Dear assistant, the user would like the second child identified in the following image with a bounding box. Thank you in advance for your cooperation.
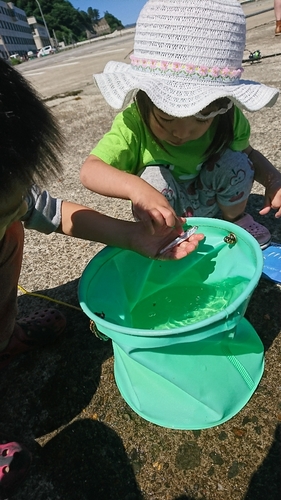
[80,0,281,249]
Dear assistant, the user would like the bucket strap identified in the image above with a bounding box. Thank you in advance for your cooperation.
[221,345,255,390]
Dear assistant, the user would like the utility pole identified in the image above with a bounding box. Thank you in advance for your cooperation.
[53,29,58,49]
[35,0,51,45]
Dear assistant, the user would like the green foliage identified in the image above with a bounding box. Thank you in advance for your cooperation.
[13,1,123,42]
[9,57,22,65]
[104,11,124,31]
[87,7,99,23]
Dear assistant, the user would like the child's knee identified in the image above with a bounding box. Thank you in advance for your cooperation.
[216,149,254,179]
[140,165,181,210]
[201,149,254,189]
[140,164,175,191]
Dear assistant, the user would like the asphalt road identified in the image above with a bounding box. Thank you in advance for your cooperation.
[17,32,135,98]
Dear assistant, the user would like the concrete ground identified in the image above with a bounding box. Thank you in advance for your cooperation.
[2,3,281,499]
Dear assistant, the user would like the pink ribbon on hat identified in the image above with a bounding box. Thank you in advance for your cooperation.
[130,55,243,83]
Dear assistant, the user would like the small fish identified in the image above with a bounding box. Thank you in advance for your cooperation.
[159,225,198,255]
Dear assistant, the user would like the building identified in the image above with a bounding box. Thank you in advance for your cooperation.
[93,18,111,36]
[0,1,37,59]
[27,16,51,51]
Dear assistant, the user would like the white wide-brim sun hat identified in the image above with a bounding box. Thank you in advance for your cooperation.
[94,0,279,118]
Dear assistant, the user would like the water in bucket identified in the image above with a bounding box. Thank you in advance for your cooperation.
[131,275,248,330]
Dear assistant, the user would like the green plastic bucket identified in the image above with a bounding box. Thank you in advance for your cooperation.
[79,218,264,429]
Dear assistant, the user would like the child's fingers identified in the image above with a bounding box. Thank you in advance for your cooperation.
[259,193,281,217]
[159,236,202,260]
[149,207,180,230]
[157,233,204,260]
[259,193,271,216]
[274,207,281,218]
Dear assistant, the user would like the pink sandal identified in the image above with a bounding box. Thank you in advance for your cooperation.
[233,213,271,249]
[0,442,32,495]
[0,308,66,370]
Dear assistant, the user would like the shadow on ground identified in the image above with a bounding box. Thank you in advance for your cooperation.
[0,279,141,499]
[247,193,281,242]
[245,193,281,351]
[244,424,281,500]
[0,279,114,438]
[41,419,144,500]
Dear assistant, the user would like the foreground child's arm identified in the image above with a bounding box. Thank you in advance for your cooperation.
[244,146,281,217]
[58,201,204,260]
[80,155,182,233]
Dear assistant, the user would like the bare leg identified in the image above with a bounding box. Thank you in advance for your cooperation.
[274,0,281,34]
[218,200,247,222]
[274,0,281,19]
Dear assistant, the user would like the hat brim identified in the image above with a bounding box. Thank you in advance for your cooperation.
[94,61,279,117]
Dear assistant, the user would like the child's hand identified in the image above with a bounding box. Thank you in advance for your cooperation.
[132,183,182,234]
[129,219,204,260]
[259,182,281,218]
[246,146,281,218]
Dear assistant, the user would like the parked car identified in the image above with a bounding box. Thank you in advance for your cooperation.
[37,45,55,57]
[27,50,36,59]
[10,53,20,60]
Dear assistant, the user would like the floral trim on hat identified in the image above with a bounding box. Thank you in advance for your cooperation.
[130,55,243,83]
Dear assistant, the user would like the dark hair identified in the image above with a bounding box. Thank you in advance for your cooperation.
[135,90,234,160]
[0,59,64,196]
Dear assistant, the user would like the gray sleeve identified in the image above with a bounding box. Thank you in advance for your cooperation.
[22,185,62,234]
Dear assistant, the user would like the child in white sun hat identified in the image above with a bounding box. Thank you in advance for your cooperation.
[80,0,281,249]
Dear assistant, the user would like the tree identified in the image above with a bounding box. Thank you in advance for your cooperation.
[13,1,122,42]
[87,7,99,24]
[104,11,124,31]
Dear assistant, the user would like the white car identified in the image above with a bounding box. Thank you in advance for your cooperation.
[37,45,55,57]
[10,53,20,60]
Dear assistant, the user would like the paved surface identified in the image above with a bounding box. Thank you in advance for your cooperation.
[3,3,281,499]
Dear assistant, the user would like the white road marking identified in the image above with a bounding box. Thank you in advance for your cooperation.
[66,48,125,61]
[48,61,80,67]
[22,71,45,76]
[23,48,125,76]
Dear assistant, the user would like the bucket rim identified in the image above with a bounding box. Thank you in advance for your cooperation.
[78,217,263,337]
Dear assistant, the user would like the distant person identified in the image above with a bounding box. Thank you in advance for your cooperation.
[274,0,281,34]
[80,0,281,250]
[0,59,203,495]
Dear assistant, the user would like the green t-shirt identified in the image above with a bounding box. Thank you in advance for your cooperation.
[91,103,250,182]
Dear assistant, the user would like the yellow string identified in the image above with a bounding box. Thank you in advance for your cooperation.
[17,284,82,311]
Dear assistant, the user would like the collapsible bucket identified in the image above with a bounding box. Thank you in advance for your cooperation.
[79,218,264,429]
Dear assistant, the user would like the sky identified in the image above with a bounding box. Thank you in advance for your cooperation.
[70,0,147,26]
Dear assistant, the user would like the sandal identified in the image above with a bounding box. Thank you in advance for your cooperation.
[0,442,32,495]
[233,213,271,250]
[0,308,66,370]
